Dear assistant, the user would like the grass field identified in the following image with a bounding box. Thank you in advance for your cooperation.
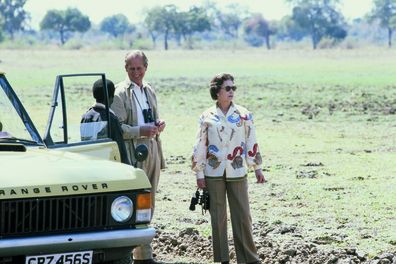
[1,48,395,261]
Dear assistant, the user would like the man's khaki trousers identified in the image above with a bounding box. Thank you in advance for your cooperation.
[133,138,160,260]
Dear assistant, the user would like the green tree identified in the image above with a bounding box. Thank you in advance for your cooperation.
[368,0,396,47]
[202,2,249,40]
[244,14,276,49]
[144,5,178,50]
[40,8,91,45]
[277,15,308,41]
[216,4,249,39]
[217,12,241,39]
[175,6,211,48]
[100,14,134,38]
[0,0,29,39]
[286,0,347,49]
[144,6,162,48]
[0,14,4,41]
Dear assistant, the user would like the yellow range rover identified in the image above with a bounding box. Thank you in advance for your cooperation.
[0,73,155,264]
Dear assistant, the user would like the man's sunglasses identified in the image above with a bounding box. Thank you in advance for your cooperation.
[223,85,237,92]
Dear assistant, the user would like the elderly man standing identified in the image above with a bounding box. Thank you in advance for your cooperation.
[111,50,165,264]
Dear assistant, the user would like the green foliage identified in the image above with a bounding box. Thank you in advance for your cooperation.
[144,6,162,48]
[40,8,91,45]
[100,14,134,38]
[186,7,211,34]
[287,0,347,49]
[131,38,153,50]
[276,15,308,41]
[213,3,248,39]
[0,0,29,39]
[175,6,211,49]
[1,1,395,50]
[369,0,396,28]
[144,5,178,50]
[145,5,211,50]
[391,15,396,29]
[369,0,396,47]
[62,38,84,50]
[347,18,386,45]
[0,14,3,42]
[0,34,40,48]
[244,14,275,49]
[217,11,242,38]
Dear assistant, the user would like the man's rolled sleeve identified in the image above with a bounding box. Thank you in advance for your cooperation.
[121,124,141,139]
[112,90,141,139]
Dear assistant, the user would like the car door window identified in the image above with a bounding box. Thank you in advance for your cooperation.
[80,121,108,141]
[0,77,35,141]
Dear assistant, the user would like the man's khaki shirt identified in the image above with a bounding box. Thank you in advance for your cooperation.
[111,78,165,168]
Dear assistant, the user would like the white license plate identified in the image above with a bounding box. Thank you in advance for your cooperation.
[25,250,93,264]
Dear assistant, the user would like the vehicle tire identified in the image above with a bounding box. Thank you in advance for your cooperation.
[104,255,132,264]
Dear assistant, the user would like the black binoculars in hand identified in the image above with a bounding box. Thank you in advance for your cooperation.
[142,108,154,123]
[189,188,210,213]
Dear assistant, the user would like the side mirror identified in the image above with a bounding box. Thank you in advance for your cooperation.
[135,144,148,162]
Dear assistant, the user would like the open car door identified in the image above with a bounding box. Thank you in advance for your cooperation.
[43,73,121,162]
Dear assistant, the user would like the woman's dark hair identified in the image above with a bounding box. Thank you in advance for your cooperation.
[209,73,234,100]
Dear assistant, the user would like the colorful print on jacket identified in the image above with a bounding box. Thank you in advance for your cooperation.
[192,103,262,180]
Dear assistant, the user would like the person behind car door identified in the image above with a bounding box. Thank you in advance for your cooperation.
[81,78,130,165]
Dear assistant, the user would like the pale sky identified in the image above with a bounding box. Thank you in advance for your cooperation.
[25,0,373,30]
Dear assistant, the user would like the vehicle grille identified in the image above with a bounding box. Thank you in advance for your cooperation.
[0,194,112,237]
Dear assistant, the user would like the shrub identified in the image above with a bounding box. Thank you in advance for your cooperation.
[131,38,153,50]
[63,39,84,50]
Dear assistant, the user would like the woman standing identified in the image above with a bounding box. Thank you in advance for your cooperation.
[192,73,265,264]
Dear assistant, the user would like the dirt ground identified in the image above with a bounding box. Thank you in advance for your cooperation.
[148,167,395,264]
[151,221,396,264]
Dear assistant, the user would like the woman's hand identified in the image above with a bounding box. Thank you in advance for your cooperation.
[197,178,206,189]
[255,169,266,184]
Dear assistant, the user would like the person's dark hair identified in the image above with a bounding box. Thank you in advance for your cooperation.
[209,73,234,100]
[92,78,115,103]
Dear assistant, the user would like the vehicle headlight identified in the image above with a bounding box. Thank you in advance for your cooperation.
[111,196,133,222]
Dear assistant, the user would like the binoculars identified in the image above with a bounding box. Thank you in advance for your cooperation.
[142,108,154,123]
[189,188,210,213]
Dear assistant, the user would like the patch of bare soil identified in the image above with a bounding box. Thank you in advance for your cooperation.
[299,98,396,119]
[151,222,396,264]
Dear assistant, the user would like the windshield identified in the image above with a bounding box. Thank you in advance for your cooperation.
[0,74,42,145]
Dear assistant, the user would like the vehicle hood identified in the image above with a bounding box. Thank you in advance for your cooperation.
[0,147,150,199]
